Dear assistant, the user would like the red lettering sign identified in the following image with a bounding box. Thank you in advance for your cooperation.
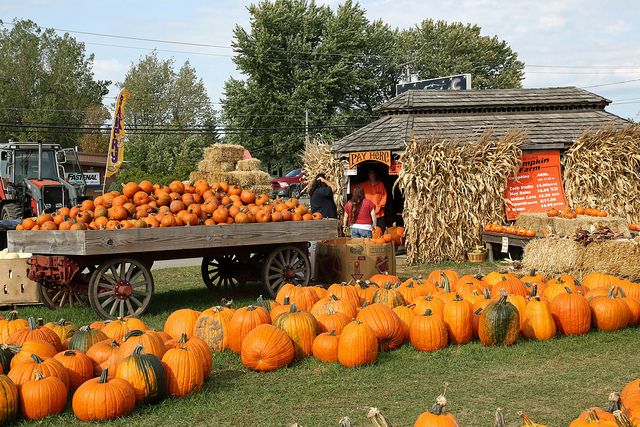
[504,150,567,220]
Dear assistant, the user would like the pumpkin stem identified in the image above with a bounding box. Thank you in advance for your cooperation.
[27,317,37,330]
[453,294,462,301]
[178,333,188,344]
[34,369,45,381]
[494,408,506,427]
[483,288,491,299]
[123,329,144,341]
[37,317,44,327]
[607,286,616,299]
[246,305,257,311]
[63,350,77,357]
[384,281,392,290]
[99,368,109,384]
[289,303,298,313]
[7,311,18,321]
[328,330,336,336]
[283,297,290,305]
[79,325,92,332]
[617,287,627,298]
[564,286,573,294]
[329,294,339,302]
[474,308,483,315]
[423,309,432,316]
[407,303,416,309]
[613,410,634,427]
[518,411,538,427]
[31,353,44,364]
[133,345,145,356]
[607,392,621,413]
[57,318,67,325]
[530,283,538,298]
[429,382,449,415]
[585,409,601,422]
[327,308,336,315]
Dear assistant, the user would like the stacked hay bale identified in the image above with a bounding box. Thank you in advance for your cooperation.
[188,144,271,194]
[396,129,524,264]
[563,125,640,224]
[301,138,345,218]
[515,212,631,238]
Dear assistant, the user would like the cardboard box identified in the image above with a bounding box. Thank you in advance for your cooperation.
[0,259,41,305]
[315,237,396,284]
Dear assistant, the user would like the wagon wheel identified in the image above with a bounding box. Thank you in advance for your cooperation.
[201,255,247,291]
[88,258,154,320]
[261,245,310,298]
[38,265,94,309]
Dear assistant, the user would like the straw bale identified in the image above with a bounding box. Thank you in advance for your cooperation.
[396,128,525,264]
[198,159,235,173]
[515,213,631,237]
[563,125,640,224]
[189,171,209,182]
[251,185,273,196]
[301,137,345,218]
[522,238,583,277]
[203,144,245,163]
[228,170,271,187]
[237,158,262,171]
[523,237,640,281]
[206,172,238,186]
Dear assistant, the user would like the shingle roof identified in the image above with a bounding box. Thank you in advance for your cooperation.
[332,109,630,152]
[376,87,610,113]
[332,87,629,153]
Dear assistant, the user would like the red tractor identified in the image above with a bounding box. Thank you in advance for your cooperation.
[0,141,86,220]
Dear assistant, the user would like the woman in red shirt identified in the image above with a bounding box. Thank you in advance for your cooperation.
[342,187,377,238]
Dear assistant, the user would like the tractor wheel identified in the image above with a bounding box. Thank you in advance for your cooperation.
[1,203,22,221]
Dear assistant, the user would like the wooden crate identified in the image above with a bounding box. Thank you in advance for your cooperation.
[0,258,41,305]
[7,219,339,256]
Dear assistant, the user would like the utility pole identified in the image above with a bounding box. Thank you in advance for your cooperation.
[305,110,310,144]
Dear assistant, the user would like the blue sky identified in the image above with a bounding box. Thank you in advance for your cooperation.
[1,0,639,120]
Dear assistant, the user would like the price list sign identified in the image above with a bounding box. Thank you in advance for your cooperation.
[504,150,567,220]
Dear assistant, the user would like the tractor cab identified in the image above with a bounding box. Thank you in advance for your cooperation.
[0,141,85,220]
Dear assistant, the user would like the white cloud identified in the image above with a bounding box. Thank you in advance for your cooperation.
[605,19,631,34]
[536,15,566,30]
[92,59,128,83]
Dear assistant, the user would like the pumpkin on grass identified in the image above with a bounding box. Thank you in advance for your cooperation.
[0,311,28,343]
[68,325,108,352]
[164,333,212,378]
[549,287,591,336]
[44,318,78,342]
[414,387,459,427]
[311,294,357,318]
[356,303,405,351]
[275,284,319,311]
[0,375,18,424]
[194,305,235,352]
[589,287,630,331]
[7,317,63,351]
[119,329,166,359]
[163,308,201,339]
[326,282,361,307]
[72,369,136,421]
[478,294,520,346]
[10,340,57,368]
[272,303,319,360]
[8,354,70,390]
[522,288,556,341]
[392,304,415,341]
[227,305,271,354]
[312,331,339,363]
[161,347,204,397]
[315,309,350,334]
[115,345,167,403]
[241,324,294,371]
[102,317,147,343]
[337,320,378,368]
[53,350,94,392]
[86,339,120,376]
[410,309,448,352]
[442,295,473,345]
[372,282,406,308]
[19,370,67,420]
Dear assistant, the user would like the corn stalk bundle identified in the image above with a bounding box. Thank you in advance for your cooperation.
[301,138,345,219]
[563,125,640,223]
[396,129,524,264]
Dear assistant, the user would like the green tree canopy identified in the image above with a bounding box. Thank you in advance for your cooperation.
[222,0,524,170]
[118,53,217,182]
[0,19,109,146]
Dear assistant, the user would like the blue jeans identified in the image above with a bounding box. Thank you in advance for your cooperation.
[350,227,372,238]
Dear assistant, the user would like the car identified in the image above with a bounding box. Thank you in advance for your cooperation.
[271,168,305,198]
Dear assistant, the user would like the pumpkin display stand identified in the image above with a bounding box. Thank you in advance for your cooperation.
[515,212,630,238]
[8,220,338,320]
[523,237,640,280]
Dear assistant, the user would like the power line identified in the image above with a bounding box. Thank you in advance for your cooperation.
[582,78,640,89]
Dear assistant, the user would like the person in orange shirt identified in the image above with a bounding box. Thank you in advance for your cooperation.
[359,169,387,231]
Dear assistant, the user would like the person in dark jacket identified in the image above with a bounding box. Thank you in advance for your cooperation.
[309,173,337,219]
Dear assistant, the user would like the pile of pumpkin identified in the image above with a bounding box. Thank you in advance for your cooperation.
[16,179,322,231]
[368,225,405,245]
[0,314,212,422]
[483,224,537,238]
[547,205,609,219]
[630,223,639,232]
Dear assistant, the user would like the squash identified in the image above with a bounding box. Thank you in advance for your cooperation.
[478,294,520,346]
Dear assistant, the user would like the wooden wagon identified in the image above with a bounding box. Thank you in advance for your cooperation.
[7,219,338,319]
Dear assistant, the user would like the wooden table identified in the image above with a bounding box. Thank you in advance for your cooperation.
[481,231,534,261]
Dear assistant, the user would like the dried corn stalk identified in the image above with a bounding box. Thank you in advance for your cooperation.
[396,128,524,264]
[563,125,640,224]
[301,137,345,219]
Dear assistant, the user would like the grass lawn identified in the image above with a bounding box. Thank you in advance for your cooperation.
[7,261,640,426]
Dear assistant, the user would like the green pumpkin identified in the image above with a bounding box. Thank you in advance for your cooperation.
[0,374,18,424]
[0,345,16,374]
[68,326,109,352]
[115,345,167,404]
[478,294,520,346]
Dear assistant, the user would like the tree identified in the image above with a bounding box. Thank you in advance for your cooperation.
[222,1,524,169]
[118,53,217,182]
[0,19,109,146]
[397,20,524,89]
[222,0,400,171]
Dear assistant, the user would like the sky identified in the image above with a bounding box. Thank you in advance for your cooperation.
[1,0,639,120]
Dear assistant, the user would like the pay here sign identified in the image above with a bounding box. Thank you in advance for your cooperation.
[504,150,568,220]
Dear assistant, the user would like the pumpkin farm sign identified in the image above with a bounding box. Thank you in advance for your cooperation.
[504,150,568,220]
[348,150,391,168]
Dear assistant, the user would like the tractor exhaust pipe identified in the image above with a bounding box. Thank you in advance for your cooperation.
[37,140,42,181]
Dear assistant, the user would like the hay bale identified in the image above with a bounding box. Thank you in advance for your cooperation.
[228,171,271,188]
[515,213,631,237]
[237,159,262,171]
[522,238,583,278]
[198,159,235,173]
[396,128,525,264]
[206,172,238,186]
[564,125,640,224]
[203,144,245,163]
[251,185,273,196]
[189,171,209,182]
